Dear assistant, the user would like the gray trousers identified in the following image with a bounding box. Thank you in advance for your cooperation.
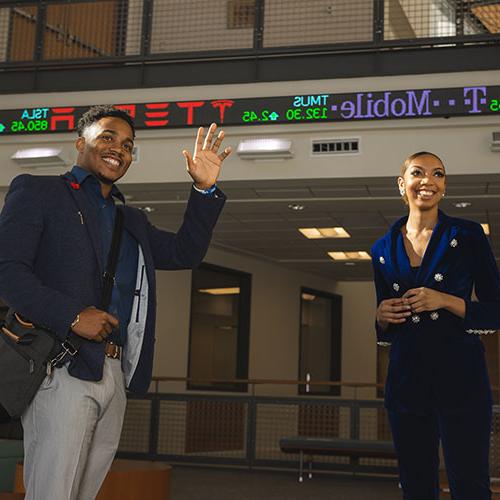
[21,358,127,500]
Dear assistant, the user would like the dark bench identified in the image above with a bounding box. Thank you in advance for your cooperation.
[279,436,397,482]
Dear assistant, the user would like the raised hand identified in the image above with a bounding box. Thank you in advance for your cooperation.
[182,123,231,190]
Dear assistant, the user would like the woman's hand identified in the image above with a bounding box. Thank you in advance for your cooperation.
[182,123,231,190]
[402,287,446,313]
[402,287,466,318]
[376,298,412,330]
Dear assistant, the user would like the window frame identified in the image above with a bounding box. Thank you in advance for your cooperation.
[298,286,342,396]
[187,262,251,393]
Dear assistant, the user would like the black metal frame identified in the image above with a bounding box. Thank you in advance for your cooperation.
[187,262,252,393]
[0,0,499,67]
[298,287,343,397]
[118,392,399,476]
[0,0,499,93]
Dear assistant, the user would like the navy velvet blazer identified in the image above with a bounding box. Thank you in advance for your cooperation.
[371,210,500,415]
[0,172,225,393]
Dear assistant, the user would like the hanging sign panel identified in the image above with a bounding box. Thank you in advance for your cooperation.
[0,85,498,136]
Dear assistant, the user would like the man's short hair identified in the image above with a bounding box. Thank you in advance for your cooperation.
[77,105,136,138]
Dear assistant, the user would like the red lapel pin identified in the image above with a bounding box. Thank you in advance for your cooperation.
[70,182,80,190]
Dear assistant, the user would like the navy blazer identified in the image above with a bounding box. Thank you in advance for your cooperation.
[0,172,225,393]
[371,210,500,415]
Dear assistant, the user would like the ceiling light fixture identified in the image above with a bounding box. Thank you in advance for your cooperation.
[299,227,351,239]
[236,138,293,160]
[328,251,371,261]
[288,203,305,211]
[11,147,66,168]
[198,287,240,295]
[301,293,316,301]
[453,201,472,208]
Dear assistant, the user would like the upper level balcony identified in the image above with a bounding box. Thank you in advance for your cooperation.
[0,0,499,93]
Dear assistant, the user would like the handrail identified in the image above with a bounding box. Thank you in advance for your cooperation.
[151,376,385,393]
[152,376,384,386]
[150,376,500,396]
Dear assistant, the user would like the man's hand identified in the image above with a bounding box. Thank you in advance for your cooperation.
[376,298,412,330]
[71,306,119,342]
[182,123,231,190]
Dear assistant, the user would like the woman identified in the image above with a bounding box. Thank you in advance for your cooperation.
[371,151,500,499]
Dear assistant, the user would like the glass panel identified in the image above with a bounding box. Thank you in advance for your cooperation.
[7,5,38,62]
[150,0,254,54]
[43,0,126,60]
[384,0,458,40]
[263,0,373,48]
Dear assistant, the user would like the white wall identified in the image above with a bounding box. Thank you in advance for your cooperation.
[0,70,499,187]
[334,281,378,399]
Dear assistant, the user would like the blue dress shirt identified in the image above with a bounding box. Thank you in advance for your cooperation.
[71,166,138,346]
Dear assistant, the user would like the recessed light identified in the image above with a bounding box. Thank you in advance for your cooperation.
[237,138,293,160]
[299,227,351,239]
[301,293,316,301]
[453,202,472,208]
[198,287,240,295]
[140,206,155,213]
[288,203,305,211]
[11,147,66,168]
[328,251,371,261]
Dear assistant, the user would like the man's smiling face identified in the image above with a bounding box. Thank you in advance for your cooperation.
[76,116,134,186]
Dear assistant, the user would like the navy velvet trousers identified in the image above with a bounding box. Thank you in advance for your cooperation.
[388,408,492,500]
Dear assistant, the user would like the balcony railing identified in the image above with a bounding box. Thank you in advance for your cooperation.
[116,377,500,478]
[0,0,498,68]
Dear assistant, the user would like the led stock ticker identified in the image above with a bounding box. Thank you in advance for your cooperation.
[0,85,498,136]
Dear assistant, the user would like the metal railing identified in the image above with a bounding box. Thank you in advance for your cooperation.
[0,0,498,68]
[116,377,500,478]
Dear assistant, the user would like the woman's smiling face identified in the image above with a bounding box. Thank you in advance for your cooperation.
[398,154,446,211]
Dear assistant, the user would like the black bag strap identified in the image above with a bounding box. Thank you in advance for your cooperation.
[50,208,125,364]
[100,208,124,311]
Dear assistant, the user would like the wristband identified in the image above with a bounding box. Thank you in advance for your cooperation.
[193,183,217,195]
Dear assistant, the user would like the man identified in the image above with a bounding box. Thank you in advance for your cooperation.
[0,105,231,499]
